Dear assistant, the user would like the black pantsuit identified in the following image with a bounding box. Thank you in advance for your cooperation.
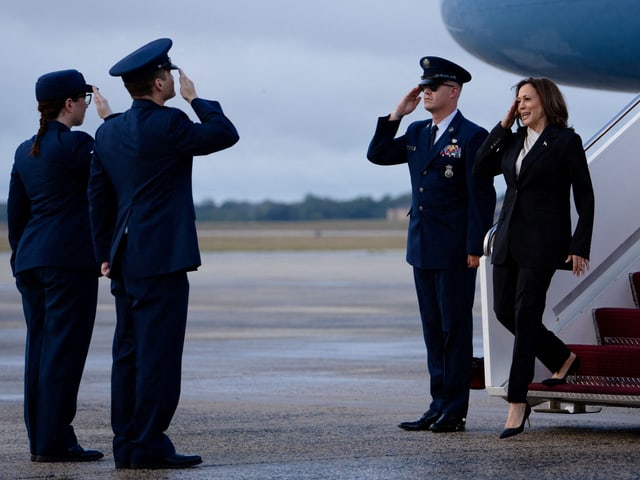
[492,254,569,402]
[474,122,594,403]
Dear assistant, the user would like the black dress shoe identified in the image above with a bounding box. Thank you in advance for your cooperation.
[33,444,104,462]
[430,414,466,433]
[542,356,581,387]
[398,410,442,431]
[499,403,531,439]
[130,453,203,470]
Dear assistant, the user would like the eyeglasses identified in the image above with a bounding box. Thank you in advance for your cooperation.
[75,93,92,105]
[420,83,457,92]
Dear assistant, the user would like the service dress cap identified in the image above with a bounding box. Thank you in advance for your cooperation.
[109,38,178,80]
[419,56,471,86]
[35,69,93,102]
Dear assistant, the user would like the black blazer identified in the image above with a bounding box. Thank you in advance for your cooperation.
[368,111,496,269]
[8,121,99,275]
[89,98,239,279]
[474,123,594,270]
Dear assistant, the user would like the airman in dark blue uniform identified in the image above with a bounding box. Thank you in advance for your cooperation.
[8,69,109,462]
[88,38,239,469]
[367,57,496,433]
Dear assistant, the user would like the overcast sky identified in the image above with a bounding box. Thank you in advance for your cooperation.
[1,0,635,204]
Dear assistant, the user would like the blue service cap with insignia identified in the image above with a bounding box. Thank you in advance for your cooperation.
[419,56,471,86]
[35,69,93,102]
[109,38,178,80]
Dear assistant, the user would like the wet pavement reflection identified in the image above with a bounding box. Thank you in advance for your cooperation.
[1,251,638,479]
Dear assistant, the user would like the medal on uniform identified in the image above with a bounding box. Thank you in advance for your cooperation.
[445,165,454,178]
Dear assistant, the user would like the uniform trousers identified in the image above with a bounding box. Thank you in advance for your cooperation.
[16,267,98,455]
[413,265,476,418]
[492,253,571,403]
[109,237,190,465]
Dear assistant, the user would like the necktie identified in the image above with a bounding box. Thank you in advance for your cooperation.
[430,125,438,148]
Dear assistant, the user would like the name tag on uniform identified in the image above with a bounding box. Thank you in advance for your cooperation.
[406,145,417,151]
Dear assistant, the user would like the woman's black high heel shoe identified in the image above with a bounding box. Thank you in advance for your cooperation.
[499,403,531,439]
[542,356,581,387]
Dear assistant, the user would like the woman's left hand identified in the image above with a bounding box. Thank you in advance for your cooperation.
[567,255,590,276]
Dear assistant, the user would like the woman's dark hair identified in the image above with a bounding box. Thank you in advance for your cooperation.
[30,98,66,157]
[515,77,569,128]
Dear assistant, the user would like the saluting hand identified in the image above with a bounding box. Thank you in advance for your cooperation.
[390,86,422,120]
[500,98,519,130]
[178,69,198,104]
[92,86,113,119]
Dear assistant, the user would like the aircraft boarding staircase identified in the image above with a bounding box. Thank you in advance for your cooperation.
[480,94,640,413]
[528,274,640,412]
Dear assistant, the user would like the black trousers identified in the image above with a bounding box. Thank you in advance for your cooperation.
[492,255,570,403]
[109,238,190,465]
[413,266,476,418]
[16,267,98,455]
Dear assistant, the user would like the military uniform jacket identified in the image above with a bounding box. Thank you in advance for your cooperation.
[473,123,594,270]
[8,121,98,275]
[367,111,496,269]
[89,98,239,279]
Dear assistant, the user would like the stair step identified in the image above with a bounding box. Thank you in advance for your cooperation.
[524,274,640,405]
[593,307,640,344]
[529,344,640,397]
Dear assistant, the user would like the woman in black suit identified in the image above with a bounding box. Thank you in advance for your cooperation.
[8,70,111,461]
[474,78,594,439]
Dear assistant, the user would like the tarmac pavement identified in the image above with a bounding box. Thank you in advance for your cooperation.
[0,250,639,480]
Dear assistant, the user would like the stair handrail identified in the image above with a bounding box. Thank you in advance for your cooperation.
[483,223,498,256]
[584,94,640,153]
